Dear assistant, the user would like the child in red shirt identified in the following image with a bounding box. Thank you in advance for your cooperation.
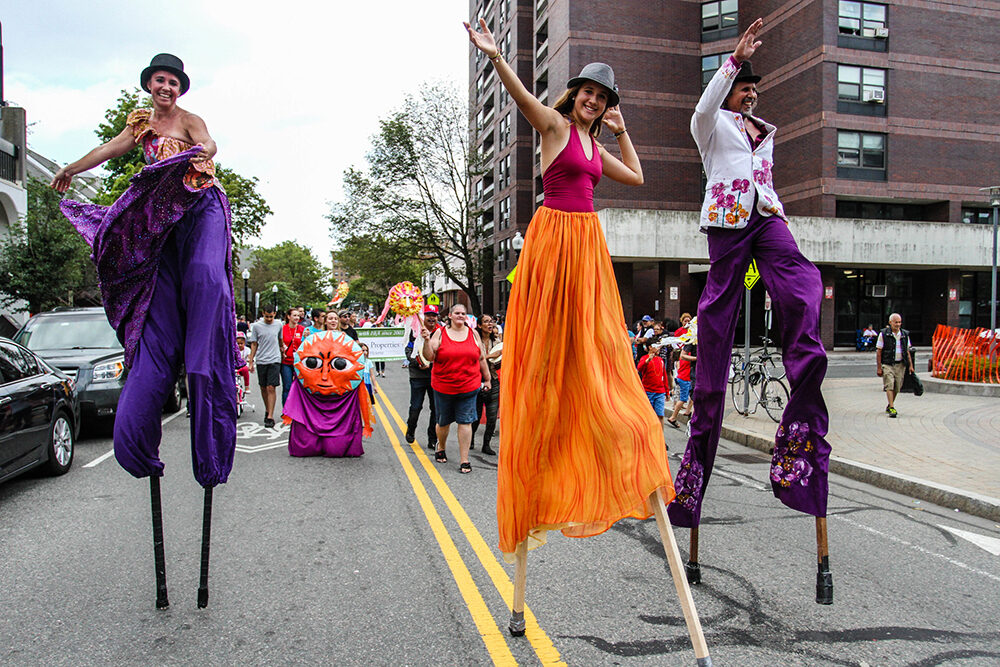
[638,342,669,428]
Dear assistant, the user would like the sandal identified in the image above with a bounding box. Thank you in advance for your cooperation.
[667,418,680,429]
[459,462,472,474]
[435,450,447,464]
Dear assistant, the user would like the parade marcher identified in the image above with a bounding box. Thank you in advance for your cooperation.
[672,19,833,603]
[236,332,251,389]
[421,303,490,473]
[471,314,500,455]
[466,20,708,657]
[307,309,326,336]
[360,343,377,405]
[405,305,442,447]
[875,313,913,418]
[338,310,359,341]
[248,304,283,428]
[52,53,237,608]
[279,308,306,406]
[281,331,374,458]
[638,340,669,430]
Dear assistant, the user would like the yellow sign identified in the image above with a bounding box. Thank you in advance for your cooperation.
[506,265,518,284]
[744,259,760,290]
[426,293,440,305]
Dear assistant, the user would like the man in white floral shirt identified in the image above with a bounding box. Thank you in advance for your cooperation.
[669,19,831,533]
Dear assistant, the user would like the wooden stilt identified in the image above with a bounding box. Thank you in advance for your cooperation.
[197,487,214,609]
[815,516,833,605]
[686,526,702,585]
[650,490,713,666]
[150,476,169,610]
[508,540,527,636]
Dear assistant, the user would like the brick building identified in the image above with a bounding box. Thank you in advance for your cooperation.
[469,0,999,347]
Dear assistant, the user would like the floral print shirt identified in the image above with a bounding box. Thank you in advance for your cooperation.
[127,109,217,191]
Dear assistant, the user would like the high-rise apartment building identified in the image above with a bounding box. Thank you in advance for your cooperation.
[469,0,999,347]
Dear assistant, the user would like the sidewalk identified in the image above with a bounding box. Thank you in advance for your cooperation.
[720,374,1000,521]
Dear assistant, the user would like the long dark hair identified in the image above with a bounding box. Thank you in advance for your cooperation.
[552,85,606,137]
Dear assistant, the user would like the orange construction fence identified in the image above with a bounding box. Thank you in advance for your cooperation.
[931,324,1000,384]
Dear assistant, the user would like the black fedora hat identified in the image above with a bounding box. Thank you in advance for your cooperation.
[567,62,620,108]
[141,53,190,95]
[733,60,761,84]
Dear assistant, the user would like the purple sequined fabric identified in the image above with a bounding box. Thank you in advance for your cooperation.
[60,146,239,369]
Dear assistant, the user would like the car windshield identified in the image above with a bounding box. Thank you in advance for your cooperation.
[17,315,122,351]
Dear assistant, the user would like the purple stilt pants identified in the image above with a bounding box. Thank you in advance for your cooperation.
[113,190,237,487]
[668,214,831,527]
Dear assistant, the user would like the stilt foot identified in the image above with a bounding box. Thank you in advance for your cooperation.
[197,587,209,609]
[696,657,714,666]
[156,589,169,610]
[815,556,833,605]
[508,610,525,636]
[685,561,702,585]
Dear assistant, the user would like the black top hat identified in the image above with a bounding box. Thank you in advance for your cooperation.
[141,53,190,95]
[733,60,761,84]
[567,62,621,108]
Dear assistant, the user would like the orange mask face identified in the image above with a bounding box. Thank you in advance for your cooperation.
[293,331,365,395]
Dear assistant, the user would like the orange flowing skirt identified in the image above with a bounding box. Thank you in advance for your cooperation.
[497,206,675,561]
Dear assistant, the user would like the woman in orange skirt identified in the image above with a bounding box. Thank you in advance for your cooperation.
[465,20,675,562]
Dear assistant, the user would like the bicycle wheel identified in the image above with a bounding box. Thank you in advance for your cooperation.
[731,375,750,415]
[761,378,790,423]
[765,355,786,380]
[729,351,743,384]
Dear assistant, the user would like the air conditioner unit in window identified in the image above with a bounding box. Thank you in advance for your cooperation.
[862,27,876,37]
[863,89,885,103]
[871,285,887,298]
[874,27,889,38]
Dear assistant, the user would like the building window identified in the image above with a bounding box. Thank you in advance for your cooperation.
[497,154,511,190]
[837,65,885,102]
[536,20,549,63]
[837,131,886,181]
[702,1,738,41]
[499,113,511,146]
[499,196,510,230]
[701,54,723,89]
[839,1,886,37]
[836,200,927,221]
[962,207,993,225]
[499,86,511,111]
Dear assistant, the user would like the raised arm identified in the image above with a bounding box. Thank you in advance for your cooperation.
[50,125,136,193]
[690,18,763,149]
[464,18,561,135]
[597,106,643,186]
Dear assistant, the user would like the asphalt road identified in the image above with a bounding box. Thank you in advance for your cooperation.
[2,367,998,666]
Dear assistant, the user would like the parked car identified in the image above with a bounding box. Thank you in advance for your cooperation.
[13,308,184,425]
[0,337,78,484]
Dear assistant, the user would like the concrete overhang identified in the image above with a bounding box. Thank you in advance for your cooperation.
[599,208,996,270]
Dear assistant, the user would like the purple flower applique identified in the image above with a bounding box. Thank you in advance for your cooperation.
[711,182,726,198]
[753,160,773,188]
[674,449,705,511]
[723,194,736,208]
[731,179,750,193]
[770,420,815,488]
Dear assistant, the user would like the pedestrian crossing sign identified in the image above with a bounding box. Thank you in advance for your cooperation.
[744,259,760,290]
[426,293,440,305]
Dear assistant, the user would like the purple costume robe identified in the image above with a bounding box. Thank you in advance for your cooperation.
[282,381,367,457]
[60,146,238,487]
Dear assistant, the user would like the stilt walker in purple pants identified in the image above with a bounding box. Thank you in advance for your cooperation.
[52,54,239,609]
[667,20,834,603]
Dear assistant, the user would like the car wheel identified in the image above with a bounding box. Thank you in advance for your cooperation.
[163,378,183,413]
[43,411,74,476]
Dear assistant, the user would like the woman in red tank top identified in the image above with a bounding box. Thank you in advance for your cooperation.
[420,303,489,473]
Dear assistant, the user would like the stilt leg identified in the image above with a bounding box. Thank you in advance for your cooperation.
[686,526,702,585]
[150,476,169,610]
[651,491,712,666]
[197,487,214,609]
[508,540,527,636]
[815,516,833,605]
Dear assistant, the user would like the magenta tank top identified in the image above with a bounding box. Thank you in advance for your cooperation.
[541,125,602,213]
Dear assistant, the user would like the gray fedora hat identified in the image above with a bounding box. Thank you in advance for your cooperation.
[566,62,620,107]
[141,53,190,95]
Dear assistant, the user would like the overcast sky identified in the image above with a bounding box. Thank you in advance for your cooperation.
[3,0,469,263]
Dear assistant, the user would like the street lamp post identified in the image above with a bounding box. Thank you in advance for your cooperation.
[271,284,279,313]
[241,269,250,321]
[980,186,999,355]
[511,230,524,261]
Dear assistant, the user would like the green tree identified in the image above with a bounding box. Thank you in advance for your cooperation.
[334,234,428,307]
[92,88,271,243]
[329,81,487,316]
[0,179,98,313]
[246,241,329,305]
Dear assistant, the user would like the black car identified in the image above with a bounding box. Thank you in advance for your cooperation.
[14,308,184,424]
[0,337,78,484]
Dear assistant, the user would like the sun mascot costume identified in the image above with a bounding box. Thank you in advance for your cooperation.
[282,330,375,457]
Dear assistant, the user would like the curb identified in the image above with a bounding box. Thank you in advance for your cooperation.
[923,375,1000,398]
[720,421,1000,523]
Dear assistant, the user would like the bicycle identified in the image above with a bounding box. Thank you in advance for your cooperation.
[729,341,790,423]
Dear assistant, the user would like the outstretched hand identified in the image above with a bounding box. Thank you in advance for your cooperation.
[190,143,212,164]
[464,18,498,57]
[602,106,625,134]
[50,167,73,193]
[734,18,763,62]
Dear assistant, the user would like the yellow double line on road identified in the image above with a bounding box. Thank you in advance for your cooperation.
[373,387,564,666]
